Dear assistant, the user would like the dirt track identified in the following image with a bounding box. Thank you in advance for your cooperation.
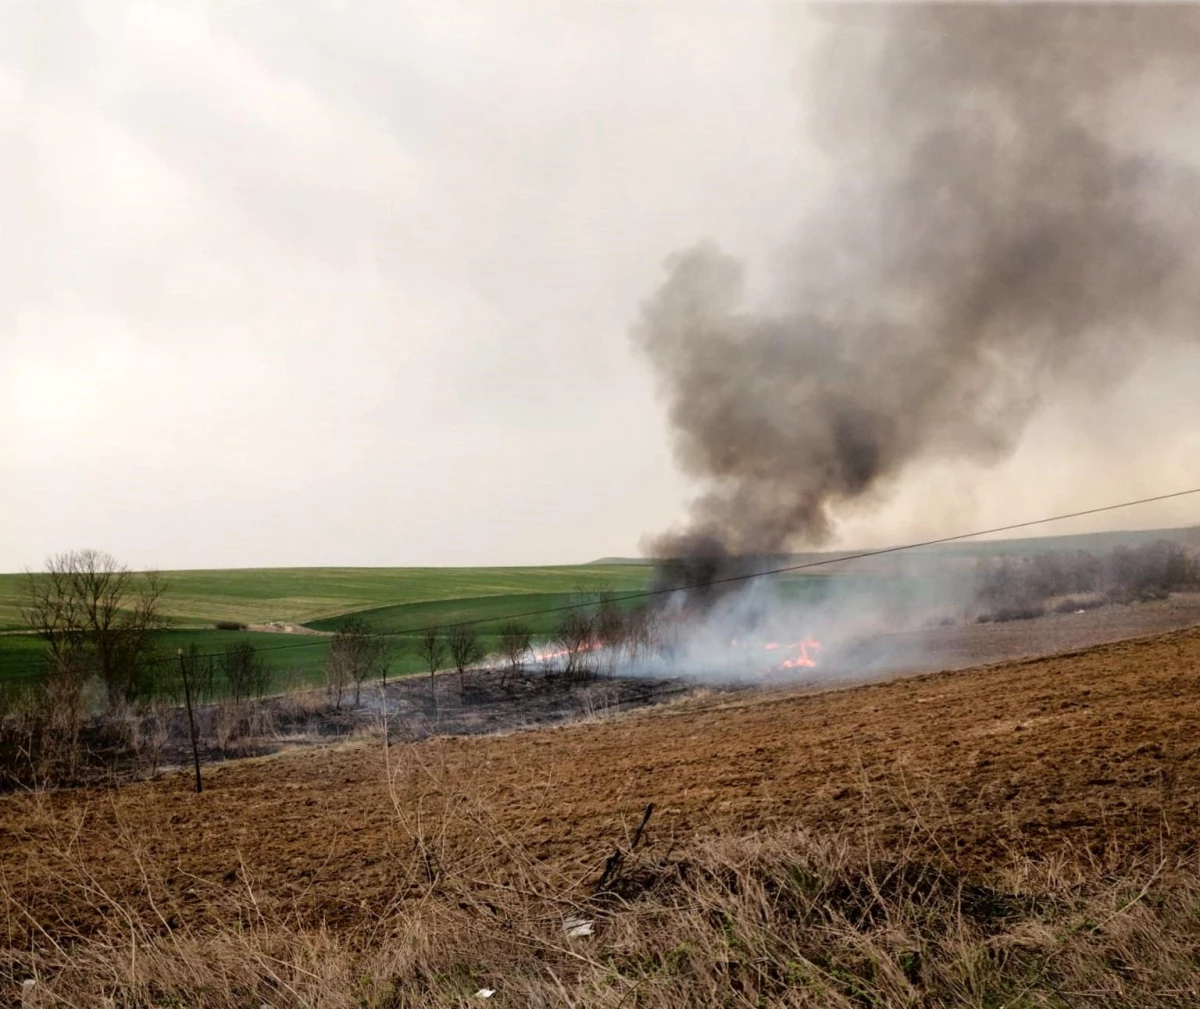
[4,620,1200,942]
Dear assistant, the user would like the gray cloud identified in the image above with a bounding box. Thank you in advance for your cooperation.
[3,4,1198,574]
[1,3,808,570]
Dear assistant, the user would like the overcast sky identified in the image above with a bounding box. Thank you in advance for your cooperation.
[3,3,1198,572]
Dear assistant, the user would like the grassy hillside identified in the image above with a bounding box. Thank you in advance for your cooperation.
[309,589,647,635]
[0,563,654,631]
[4,525,1197,691]
[0,564,655,691]
[7,526,1195,630]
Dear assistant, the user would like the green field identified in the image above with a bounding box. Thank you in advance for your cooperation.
[0,565,960,695]
[0,563,657,632]
[0,633,48,688]
[4,525,1196,695]
[0,564,654,693]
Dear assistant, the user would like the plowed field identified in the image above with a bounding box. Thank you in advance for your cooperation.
[4,625,1200,944]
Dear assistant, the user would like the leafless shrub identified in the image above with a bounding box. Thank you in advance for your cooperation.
[204,694,278,754]
[498,621,532,685]
[327,618,388,709]
[976,540,1200,621]
[271,686,328,741]
[0,687,41,786]
[1,667,101,788]
[244,702,276,741]
[137,698,173,777]
[554,609,597,679]
[324,656,350,712]
[578,683,620,722]
[38,653,90,776]
[219,642,269,706]
[325,623,359,712]
[446,622,484,691]
[621,603,658,665]
[213,695,238,753]
[595,593,627,649]
[417,624,446,694]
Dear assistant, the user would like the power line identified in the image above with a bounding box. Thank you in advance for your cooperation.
[152,483,1200,667]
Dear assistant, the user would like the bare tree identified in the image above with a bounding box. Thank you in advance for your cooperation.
[498,621,532,685]
[554,609,596,679]
[446,622,484,691]
[22,566,84,679]
[22,550,167,708]
[325,637,351,712]
[327,617,388,708]
[595,593,626,647]
[622,603,659,665]
[377,634,395,691]
[356,631,389,706]
[594,593,628,675]
[417,624,446,695]
[22,574,92,778]
[220,642,266,707]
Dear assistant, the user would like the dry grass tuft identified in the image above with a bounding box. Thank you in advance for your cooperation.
[3,737,1198,1008]
[8,627,1200,1006]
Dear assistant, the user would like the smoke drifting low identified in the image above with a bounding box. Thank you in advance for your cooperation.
[636,4,1200,563]
[976,539,1200,623]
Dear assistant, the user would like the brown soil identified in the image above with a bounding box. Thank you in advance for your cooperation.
[4,617,1200,945]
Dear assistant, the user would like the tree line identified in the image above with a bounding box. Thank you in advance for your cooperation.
[2,550,293,787]
[2,549,665,788]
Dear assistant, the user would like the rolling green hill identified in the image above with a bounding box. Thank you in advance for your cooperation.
[0,564,654,632]
[0,564,655,692]
[3,526,1196,694]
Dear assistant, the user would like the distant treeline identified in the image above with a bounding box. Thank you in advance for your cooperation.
[975,540,1200,622]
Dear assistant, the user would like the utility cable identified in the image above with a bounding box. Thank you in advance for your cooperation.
[138,483,1200,666]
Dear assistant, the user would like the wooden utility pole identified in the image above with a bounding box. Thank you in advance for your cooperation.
[177,648,203,794]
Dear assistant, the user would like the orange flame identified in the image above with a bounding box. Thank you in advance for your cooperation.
[534,640,605,663]
[727,636,824,671]
[768,637,821,670]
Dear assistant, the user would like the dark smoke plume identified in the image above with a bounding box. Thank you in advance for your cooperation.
[636,4,1200,566]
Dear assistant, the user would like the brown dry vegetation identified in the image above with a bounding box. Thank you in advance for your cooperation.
[3,626,1200,1006]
